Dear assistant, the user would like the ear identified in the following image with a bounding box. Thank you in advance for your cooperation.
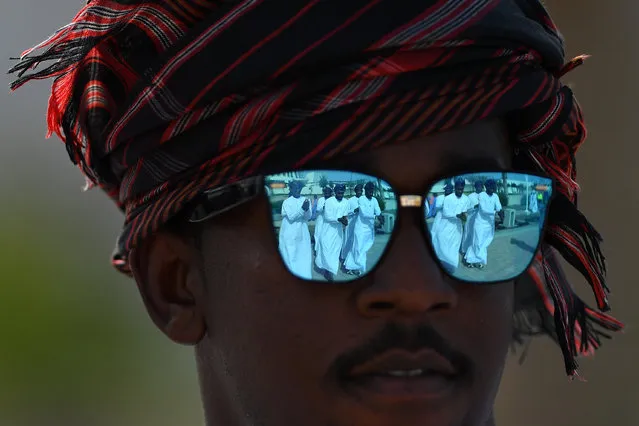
[129,231,206,345]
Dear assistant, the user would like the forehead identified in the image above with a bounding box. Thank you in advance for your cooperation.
[322,119,510,193]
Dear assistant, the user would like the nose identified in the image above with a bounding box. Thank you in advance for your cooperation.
[355,216,458,319]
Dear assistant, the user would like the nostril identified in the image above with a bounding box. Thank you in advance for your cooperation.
[369,301,395,311]
[430,302,451,312]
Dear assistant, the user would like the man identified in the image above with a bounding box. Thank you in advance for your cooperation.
[315,184,349,281]
[425,193,436,219]
[344,182,383,276]
[278,181,312,279]
[529,190,539,215]
[461,181,484,255]
[10,1,623,426]
[464,180,505,270]
[341,183,363,266]
[311,194,319,217]
[431,183,454,238]
[432,179,470,273]
[313,186,333,254]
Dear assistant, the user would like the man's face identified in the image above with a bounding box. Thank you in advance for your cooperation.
[132,119,514,426]
[364,185,374,199]
[454,182,465,198]
[475,183,483,193]
[335,188,345,201]
[486,182,495,196]
[355,186,363,197]
[323,188,332,198]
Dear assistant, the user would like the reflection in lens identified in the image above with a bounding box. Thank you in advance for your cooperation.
[266,170,395,282]
[426,173,552,283]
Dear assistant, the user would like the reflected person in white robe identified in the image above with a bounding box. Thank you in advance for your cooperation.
[313,186,333,253]
[464,179,504,269]
[431,179,469,273]
[315,184,349,281]
[278,181,312,279]
[424,198,430,221]
[425,194,436,219]
[341,184,363,263]
[344,182,382,275]
[430,184,453,236]
[460,181,484,255]
[529,191,538,214]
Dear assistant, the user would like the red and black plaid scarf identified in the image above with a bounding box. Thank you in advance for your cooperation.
[9,0,622,375]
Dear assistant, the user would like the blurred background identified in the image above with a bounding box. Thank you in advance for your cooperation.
[0,1,636,425]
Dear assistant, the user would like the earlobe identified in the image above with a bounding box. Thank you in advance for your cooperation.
[129,231,206,345]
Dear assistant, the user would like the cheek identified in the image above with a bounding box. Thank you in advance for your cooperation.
[456,282,514,351]
[200,228,341,379]
[199,236,357,423]
[453,282,514,393]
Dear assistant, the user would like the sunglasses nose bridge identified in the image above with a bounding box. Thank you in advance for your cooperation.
[399,195,424,208]
[359,211,457,315]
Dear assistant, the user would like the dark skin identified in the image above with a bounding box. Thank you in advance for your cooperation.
[323,187,333,199]
[130,119,514,426]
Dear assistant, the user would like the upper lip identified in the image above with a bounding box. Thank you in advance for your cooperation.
[346,349,458,378]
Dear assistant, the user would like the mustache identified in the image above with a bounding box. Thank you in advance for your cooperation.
[330,322,473,379]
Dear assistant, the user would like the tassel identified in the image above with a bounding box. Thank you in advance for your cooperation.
[512,245,623,376]
[539,245,622,376]
[545,193,609,310]
[554,54,591,79]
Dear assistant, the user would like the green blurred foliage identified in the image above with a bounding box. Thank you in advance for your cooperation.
[0,199,202,426]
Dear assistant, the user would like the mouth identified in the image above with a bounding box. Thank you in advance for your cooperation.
[339,349,460,403]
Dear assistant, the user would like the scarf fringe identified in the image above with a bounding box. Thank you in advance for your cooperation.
[7,3,121,188]
[8,0,108,91]
[545,192,609,310]
[513,286,623,375]
[9,34,99,146]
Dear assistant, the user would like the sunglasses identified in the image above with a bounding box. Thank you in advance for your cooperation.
[187,169,553,284]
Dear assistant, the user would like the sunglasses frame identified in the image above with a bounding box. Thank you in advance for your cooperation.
[186,167,555,285]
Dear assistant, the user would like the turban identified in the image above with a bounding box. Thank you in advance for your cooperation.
[9,0,622,375]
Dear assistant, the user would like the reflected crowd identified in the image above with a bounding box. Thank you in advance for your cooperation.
[273,171,551,283]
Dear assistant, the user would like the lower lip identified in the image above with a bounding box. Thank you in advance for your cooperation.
[342,373,457,403]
